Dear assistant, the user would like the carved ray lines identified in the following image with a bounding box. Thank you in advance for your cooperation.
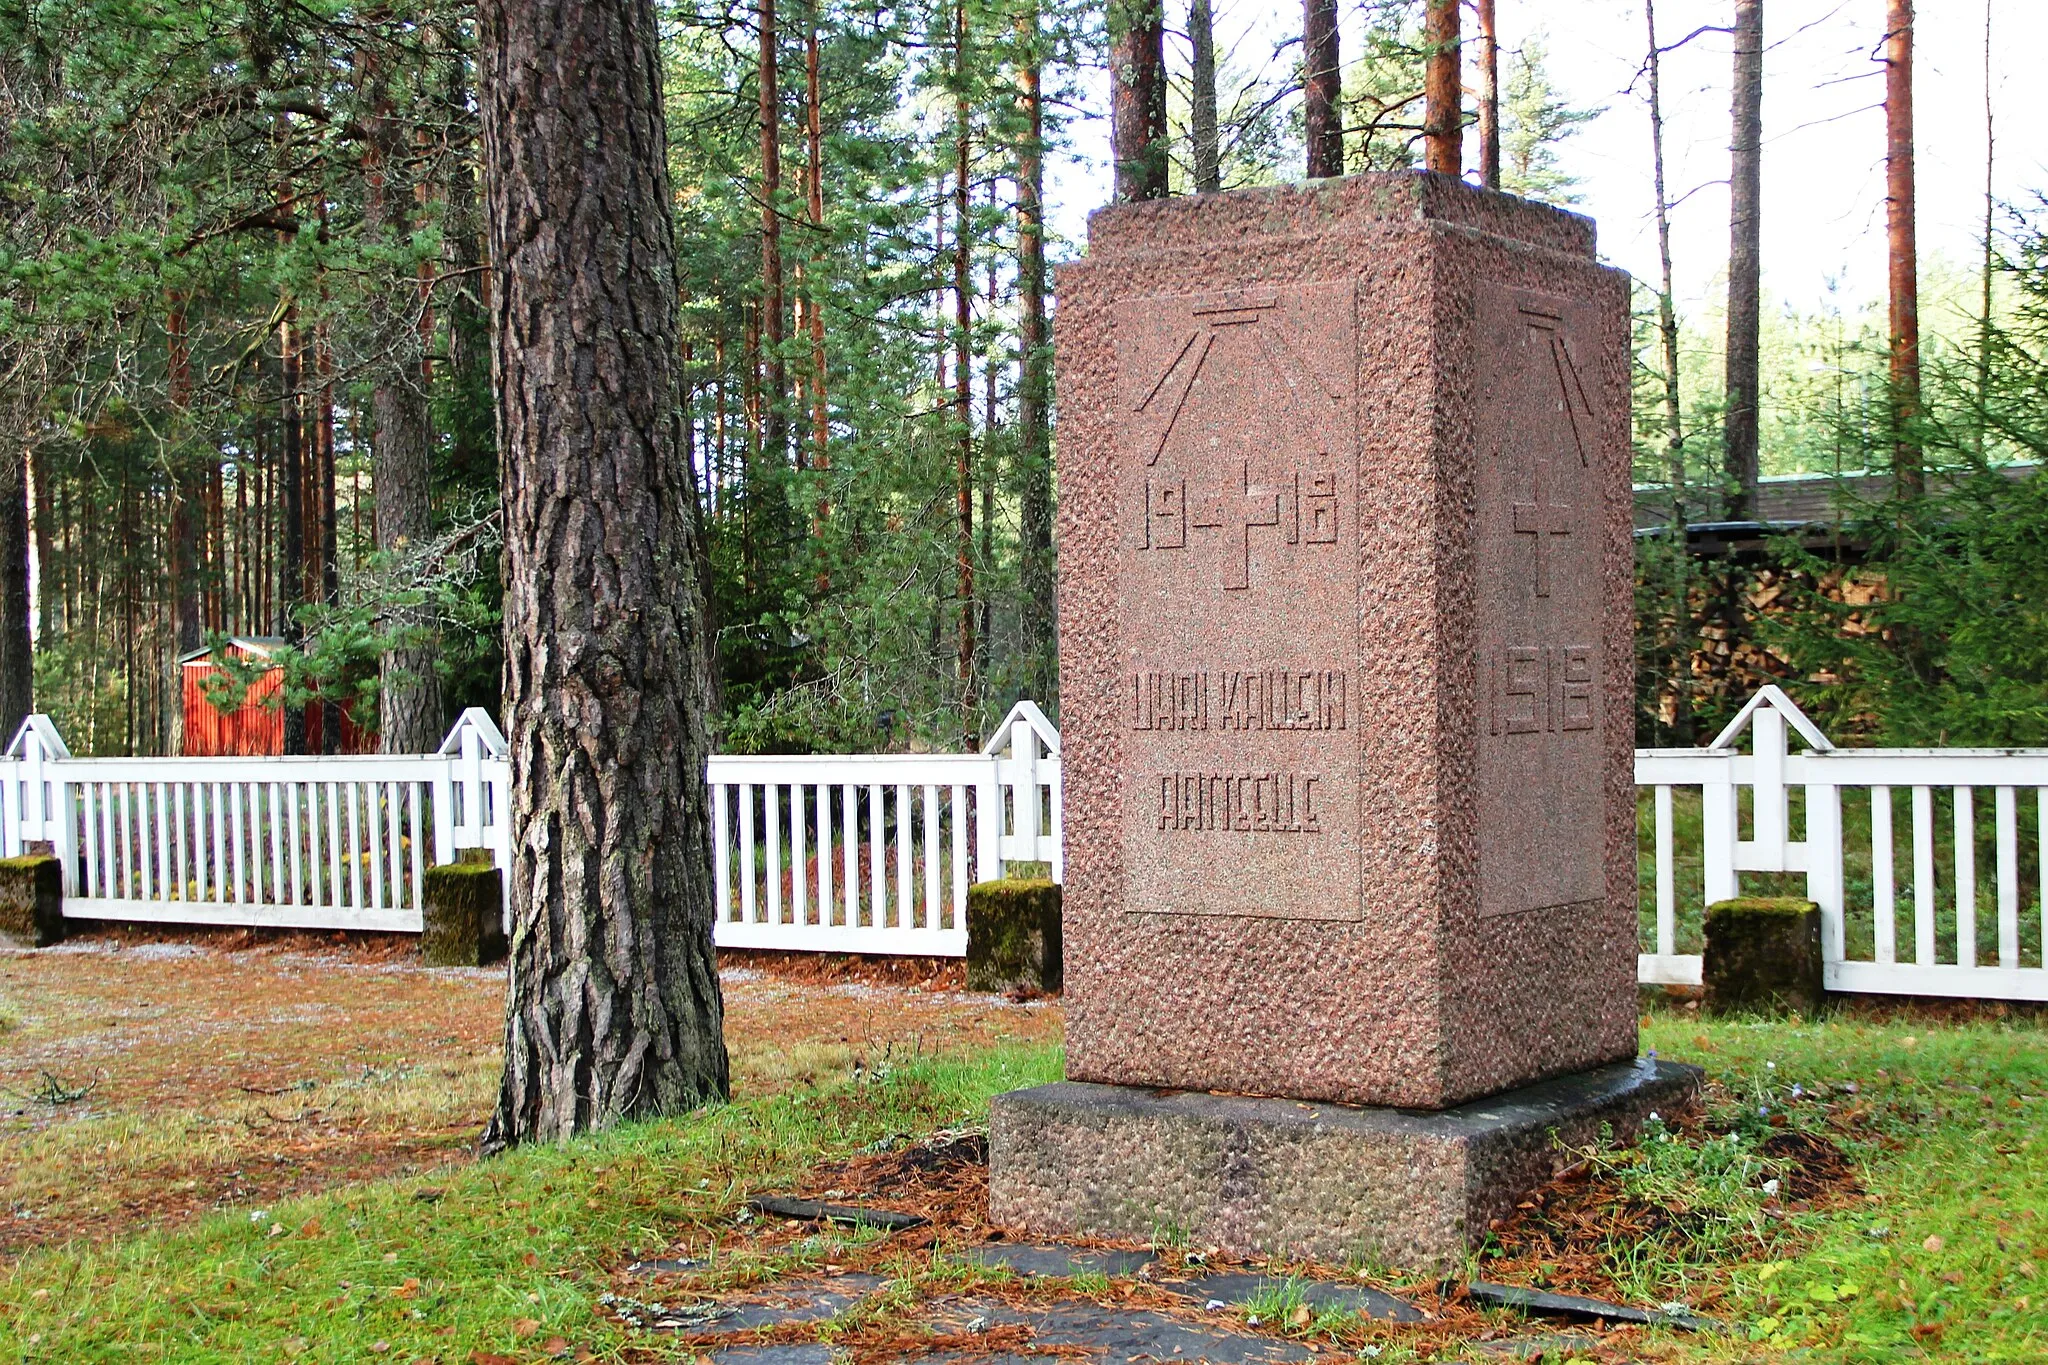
[1519,303,1594,468]
[1132,293,1345,466]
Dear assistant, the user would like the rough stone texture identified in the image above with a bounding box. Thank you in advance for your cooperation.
[966,878,1063,994]
[989,1059,1701,1271]
[421,850,507,968]
[0,854,63,948]
[1052,172,1637,1110]
[1704,897,1823,1015]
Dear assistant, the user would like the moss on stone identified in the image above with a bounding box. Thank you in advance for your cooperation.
[967,877,1062,995]
[421,858,507,968]
[1703,896,1823,1016]
[0,853,63,948]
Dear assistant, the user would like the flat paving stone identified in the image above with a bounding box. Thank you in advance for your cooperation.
[923,1295,1314,1363]
[958,1242,1158,1278]
[1156,1270,1426,1323]
[708,1348,843,1365]
[715,1274,883,1331]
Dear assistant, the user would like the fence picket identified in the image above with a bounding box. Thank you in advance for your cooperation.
[1956,787,1977,970]
[766,782,782,926]
[1996,786,2019,968]
[1913,785,1936,965]
[1872,787,1895,965]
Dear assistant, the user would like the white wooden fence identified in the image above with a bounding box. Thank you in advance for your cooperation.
[1637,686,2048,1001]
[0,710,510,934]
[6,687,2045,1002]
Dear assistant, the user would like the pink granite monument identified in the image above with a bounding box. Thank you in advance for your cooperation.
[989,172,1698,1269]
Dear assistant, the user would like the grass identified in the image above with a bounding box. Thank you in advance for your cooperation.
[0,1043,1061,1361]
[0,977,2040,1361]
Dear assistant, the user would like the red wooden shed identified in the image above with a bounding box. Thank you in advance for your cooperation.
[179,638,371,755]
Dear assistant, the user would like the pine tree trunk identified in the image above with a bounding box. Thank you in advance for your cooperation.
[168,297,205,658]
[1723,0,1762,520]
[365,50,443,754]
[1188,0,1218,192]
[803,14,829,473]
[758,0,789,469]
[1109,0,1167,201]
[1477,0,1500,189]
[477,0,728,1150]
[1015,4,1054,700]
[1885,0,1920,497]
[1423,0,1461,175]
[1303,0,1341,179]
[1646,0,1692,744]
[953,0,977,748]
[278,310,307,754]
[0,438,32,741]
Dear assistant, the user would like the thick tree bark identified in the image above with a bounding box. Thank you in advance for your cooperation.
[1476,0,1500,189]
[1423,0,1460,176]
[1016,2,1054,700]
[1724,0,1763,520]
[364,51,443,754]
[1188,0,1219,193]
[758,0,789,469]
[1303,0,1341,179]
[477,0,728,1150]
[953,0,977,748]
[1885,0,1920,496]
[1976,0,1993,453]
[1109,0,1167,201]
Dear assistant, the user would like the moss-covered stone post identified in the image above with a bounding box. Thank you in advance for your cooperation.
[422,848,507,967]
[0,853,63,948]
[966,877,1062,994]
[1703,896,1823,1014]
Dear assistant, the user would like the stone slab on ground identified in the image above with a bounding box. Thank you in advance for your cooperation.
[708,1347,842,1365]
[1157,1270,1424,1323]
[959,1242,1157,1278]
[991,1058,1703,1269]
[923,1296,1315,1363]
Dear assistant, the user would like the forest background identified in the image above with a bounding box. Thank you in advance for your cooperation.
[0,0,2042,760]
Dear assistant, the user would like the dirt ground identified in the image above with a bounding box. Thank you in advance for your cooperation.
[0,928,1060,1258]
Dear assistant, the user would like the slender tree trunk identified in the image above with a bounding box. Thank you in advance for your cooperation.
[953,0,977,747]
[168,297,205,659]
[29,447,52,642]
[317,318,342,752]
[758,0,789,469]
[0,436,31,741]
[1885,0,1920,497]
[1723,0,1763,520]
[1646,0,1692,744]
[1646,0,1685,515]
[278,311,307,754]
[1016,2,1054,700]
[1303,0,1341,179]
[477,0,729,1151]
[1109,0,1167,201]
[1976,0,1993,456]
[1476,0,1500,189]
[1188,0,1219,192]
[364,50,442,753]
[803,13,830,471]
[1423,0,1460,175]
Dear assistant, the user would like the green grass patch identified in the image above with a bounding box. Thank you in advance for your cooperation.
[0,1043,1061,1362]
[0,1008,2043,1363]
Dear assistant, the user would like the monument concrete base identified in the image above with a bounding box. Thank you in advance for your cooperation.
[989,1058,1702,1272]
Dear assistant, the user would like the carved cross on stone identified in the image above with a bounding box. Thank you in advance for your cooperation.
[1511,453,1572,598]
[1192,460,1290,591]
